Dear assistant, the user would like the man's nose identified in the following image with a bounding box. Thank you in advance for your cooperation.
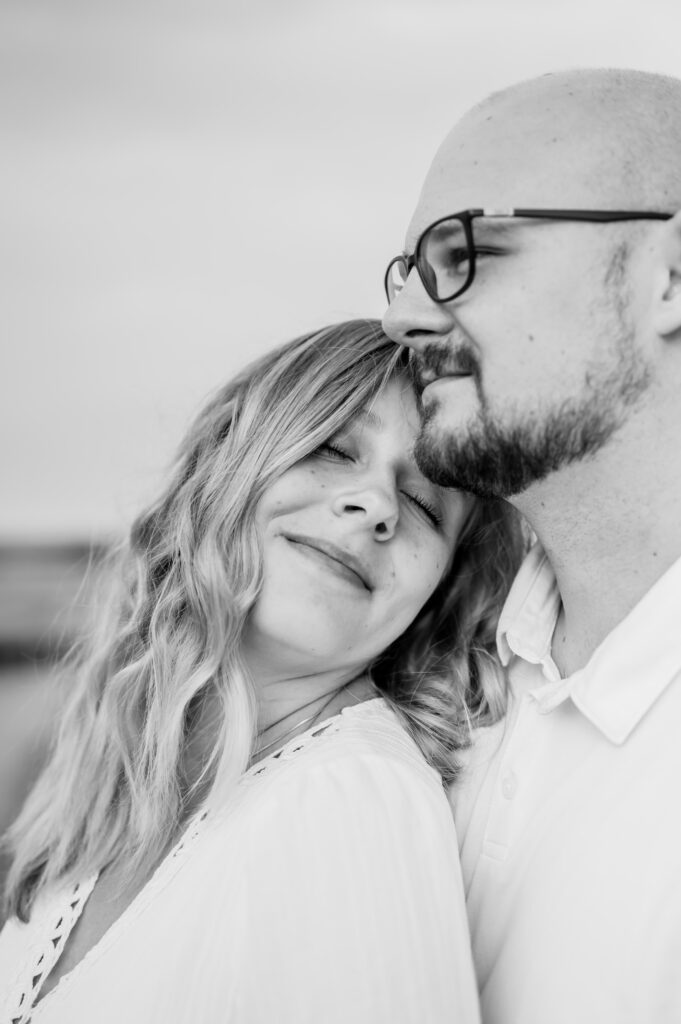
[381,268,455,350]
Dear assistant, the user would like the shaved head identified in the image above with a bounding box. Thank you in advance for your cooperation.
[413,69,681,239]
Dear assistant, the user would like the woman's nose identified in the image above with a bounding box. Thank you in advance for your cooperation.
[331,483,399,539]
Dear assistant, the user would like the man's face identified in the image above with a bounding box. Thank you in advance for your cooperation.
[382,108,654,498]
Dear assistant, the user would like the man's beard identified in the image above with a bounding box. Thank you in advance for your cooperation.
[413,335,652,500]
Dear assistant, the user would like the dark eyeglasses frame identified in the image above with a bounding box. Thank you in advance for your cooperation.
[384,207,674,304]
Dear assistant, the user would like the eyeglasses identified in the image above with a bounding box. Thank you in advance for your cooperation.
[384,208,674,304]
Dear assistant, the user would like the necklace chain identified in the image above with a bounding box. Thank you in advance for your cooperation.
[252,710,323,758]
[258,687,332,737]
[252,679,363,761]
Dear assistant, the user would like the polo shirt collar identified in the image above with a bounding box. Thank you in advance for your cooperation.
[498,543,681,745]
[496,543,561,672]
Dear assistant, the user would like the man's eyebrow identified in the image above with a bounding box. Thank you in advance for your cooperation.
[404,216,517,253]
[472,219,517,238]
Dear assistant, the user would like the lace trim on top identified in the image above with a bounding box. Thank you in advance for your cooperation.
[6,700,384,1023]
[6,877,96,1024]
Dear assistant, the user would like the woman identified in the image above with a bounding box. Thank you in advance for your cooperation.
[0,320,522,1023]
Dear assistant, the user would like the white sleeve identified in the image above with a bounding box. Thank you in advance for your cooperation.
[239,751,481,1024]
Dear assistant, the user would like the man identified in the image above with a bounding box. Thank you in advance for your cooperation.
[382,69,681,1023]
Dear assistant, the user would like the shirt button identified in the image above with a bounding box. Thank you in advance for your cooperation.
[501,770,518,799]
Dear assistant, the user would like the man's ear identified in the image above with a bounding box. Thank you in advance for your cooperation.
[653,210,681,337]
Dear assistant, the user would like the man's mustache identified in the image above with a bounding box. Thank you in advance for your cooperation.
[411,342,481,392]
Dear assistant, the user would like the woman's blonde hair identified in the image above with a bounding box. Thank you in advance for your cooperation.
[4,319,524,921]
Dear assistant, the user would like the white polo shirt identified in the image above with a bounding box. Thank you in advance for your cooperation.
[452,543,681,1024]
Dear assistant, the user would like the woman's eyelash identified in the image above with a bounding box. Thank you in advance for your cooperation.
[315,441,351,460]
[404,492,443,528]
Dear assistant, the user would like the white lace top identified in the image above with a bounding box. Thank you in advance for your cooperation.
[0,699,480,1024]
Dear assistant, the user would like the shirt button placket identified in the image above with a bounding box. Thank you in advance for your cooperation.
[480,696,531,860]
[501,769,518,800]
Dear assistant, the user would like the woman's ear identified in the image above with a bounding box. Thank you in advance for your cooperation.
[653,210,681,338]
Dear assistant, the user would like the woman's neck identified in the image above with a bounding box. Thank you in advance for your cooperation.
[254,662,370,723]
[250,673,375,765]
[184,661,377,786]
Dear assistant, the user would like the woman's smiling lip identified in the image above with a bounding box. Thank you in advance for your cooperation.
[282,532,373,591]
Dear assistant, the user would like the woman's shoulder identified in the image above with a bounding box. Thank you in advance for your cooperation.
[248,697,440,790]
[218,697,451,841]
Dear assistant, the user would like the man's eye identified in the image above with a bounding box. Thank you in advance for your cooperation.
[446,247,471,271]
[446,246,498,270]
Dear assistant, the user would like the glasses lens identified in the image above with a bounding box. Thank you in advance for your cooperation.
[385,256,408,302]
[418,217,472,301]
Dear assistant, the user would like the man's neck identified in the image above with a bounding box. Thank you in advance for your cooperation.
[513,442,681,677]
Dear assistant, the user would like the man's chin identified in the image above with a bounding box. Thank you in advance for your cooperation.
[413,419,482,492]
[413,415,530,499]
[414,400,622,499]
[413,435,507,497]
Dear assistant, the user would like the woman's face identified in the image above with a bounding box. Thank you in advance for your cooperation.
[243,375,473,677]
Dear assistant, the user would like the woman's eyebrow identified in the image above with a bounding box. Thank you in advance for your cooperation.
[354,408,383,430]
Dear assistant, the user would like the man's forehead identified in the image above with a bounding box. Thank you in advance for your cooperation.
[404,114,552,247]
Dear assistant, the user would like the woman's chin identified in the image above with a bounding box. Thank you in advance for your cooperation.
[242,606,374,677]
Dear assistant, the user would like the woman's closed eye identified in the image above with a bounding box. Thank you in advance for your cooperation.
[403,490,443,529]
[315,441,352,461]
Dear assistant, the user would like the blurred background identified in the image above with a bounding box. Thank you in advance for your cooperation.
[2,0,679,907]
